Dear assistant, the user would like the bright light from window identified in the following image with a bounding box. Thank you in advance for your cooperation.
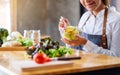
[0,0,10,32]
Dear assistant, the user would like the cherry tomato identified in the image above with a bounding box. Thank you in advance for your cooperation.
[33,52,51,64]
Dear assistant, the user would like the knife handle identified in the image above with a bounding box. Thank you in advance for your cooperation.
[58,56,81,60]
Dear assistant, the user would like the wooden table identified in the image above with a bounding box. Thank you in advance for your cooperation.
[0,50,120,75]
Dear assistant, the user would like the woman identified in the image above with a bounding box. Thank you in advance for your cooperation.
[58,0,120,57]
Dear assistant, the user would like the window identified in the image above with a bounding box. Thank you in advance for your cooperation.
[0,0,10,31]
[0,0,17,33]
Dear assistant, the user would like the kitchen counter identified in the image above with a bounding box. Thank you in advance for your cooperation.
[0,50,120,75]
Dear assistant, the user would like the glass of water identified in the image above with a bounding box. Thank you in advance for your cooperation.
[23,30,32,39]
[31,30,41,45]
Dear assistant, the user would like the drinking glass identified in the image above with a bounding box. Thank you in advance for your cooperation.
[31,30,41,45]
[23,30,32,39]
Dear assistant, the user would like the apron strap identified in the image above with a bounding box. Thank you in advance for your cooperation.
[81,14,91,29]
[102,7,108,49]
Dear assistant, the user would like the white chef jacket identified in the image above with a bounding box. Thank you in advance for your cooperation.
[78,6,120,57]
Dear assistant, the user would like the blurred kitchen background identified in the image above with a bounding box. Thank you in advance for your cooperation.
[17,0,80,46]
[0,0,120,45]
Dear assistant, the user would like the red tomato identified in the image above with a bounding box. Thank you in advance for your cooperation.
[33,52,47,64]
[45,57,51,62]
[33,52,51,64]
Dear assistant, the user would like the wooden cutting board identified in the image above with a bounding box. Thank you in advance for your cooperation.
[10,60,73,72]
[0,47,27,51]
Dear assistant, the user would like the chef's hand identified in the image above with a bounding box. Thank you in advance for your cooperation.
[58,16,70,29]
[61,35,87,46]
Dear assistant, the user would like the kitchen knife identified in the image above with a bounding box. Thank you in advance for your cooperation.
[51,56,81,61]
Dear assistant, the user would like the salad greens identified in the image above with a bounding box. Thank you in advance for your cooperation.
[40,46,73,58]
[26,37,73,58]
[16,38,33,47]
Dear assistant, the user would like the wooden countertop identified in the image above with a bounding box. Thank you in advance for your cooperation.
[0,50,120,75]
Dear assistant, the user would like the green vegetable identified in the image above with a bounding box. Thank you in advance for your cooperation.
[23,39,33,47]
[0,28,9,46]
[39,46,73,58]
[16,38,33,47]
[26,37,73,58]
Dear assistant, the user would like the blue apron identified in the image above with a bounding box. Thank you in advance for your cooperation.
[70,32,108,50]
